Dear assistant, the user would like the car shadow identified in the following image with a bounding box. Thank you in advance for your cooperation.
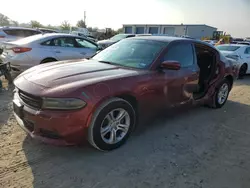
[0,79,14,129]
[235,74,250,86]
[22,99,250,188]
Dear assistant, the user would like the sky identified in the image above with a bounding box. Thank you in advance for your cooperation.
[0,0,249,37]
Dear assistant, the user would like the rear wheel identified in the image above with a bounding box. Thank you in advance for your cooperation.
[213,79,230,108]
[238,64,247,79]
[88,98,136,151]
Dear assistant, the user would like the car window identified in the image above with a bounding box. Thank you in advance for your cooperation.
[244,47,250,54]
[3,29,22,37]
[163,43,194,67]
[41,39,54,46]
[53,37,76,47]
[22,30,41,37]
[75,38,97,49]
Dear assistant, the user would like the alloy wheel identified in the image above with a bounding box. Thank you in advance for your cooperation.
[100,108,131,144]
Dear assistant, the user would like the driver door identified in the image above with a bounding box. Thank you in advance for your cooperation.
[162,42,200,105]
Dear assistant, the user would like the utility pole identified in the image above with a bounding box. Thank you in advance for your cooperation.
[84,11,86,26]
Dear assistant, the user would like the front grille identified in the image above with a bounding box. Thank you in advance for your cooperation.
[18,90,42,109]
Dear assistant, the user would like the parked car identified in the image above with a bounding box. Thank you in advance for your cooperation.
[13,36,238,151]
[245,37,250,42]
[233,38,244,43]
[0,33,102,72]
[70,31,98,42]
[237,42,250,45]
[203,40,217,46]
[216,44,250,78]
[0,27,42,54]
[97,34,136,48]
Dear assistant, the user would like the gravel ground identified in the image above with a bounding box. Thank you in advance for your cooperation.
[1,77,250,188]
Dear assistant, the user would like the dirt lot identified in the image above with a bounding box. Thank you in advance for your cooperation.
[1,77,250,188]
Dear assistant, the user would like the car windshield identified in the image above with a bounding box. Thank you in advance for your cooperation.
[110,34,129,42]
[92,39,167,69]
[216,45,240,51]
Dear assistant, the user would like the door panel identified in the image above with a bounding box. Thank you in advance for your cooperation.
[162,67,199,105]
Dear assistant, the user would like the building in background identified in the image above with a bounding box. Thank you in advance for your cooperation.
[123,24,217,39]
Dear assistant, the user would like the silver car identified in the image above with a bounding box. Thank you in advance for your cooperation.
[0,33,101,72]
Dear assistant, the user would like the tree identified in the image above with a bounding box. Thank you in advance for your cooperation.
[11,20,19,26]
[30,20,43,28]
[76,19,86,28]
[61,20,71,30]
[116,28,123,34]
[0,13,10,26]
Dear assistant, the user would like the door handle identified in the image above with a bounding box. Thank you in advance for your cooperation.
[55,51,61,53]
[80,52,86,55]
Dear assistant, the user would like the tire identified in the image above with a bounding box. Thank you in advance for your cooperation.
[238,64,247,79]
[213,79,230,108]
[88,98,136,151]
[40,58,57,64]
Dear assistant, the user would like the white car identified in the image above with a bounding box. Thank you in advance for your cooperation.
[216,44,250,78]
[0,33,101,72]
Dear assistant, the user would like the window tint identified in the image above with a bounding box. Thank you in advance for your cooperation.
[3,29,22,36]
[53,37,76,47]
[23,30,41,37]
[163,43,194,67]
[41,40,53,46]
[245,47,250,54]
[75,38,97,49]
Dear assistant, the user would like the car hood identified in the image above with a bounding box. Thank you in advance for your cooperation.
[14,59,140,94]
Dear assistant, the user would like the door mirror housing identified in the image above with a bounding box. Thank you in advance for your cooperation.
[161,61,181,70]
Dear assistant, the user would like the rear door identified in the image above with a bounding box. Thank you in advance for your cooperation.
[162,42,199,105]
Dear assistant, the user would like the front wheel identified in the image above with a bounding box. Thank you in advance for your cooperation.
[88,98,136,151]
[213,79,230,108]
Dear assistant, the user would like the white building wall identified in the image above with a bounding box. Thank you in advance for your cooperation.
[123,24,217,39]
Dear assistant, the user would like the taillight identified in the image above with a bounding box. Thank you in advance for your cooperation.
[0,36,5,38]
[12,47,32,53]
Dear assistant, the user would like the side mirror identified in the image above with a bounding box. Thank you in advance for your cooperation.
[161,61,181,70]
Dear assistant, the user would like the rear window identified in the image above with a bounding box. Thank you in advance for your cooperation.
[3,29,41,37]
[216,45,240,51]
[3,29,21,36]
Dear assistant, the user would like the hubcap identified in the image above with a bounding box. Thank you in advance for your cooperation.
[217,83,229,105]
[100,108,130,144]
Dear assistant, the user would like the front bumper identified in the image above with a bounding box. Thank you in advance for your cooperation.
[13,92,90,146]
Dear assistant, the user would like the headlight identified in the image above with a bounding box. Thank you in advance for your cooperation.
[42,97,86,110]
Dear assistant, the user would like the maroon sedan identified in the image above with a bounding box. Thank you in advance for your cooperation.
[13,36,238,151]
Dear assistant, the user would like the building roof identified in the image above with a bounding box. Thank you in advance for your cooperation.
[123,24,217,30]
